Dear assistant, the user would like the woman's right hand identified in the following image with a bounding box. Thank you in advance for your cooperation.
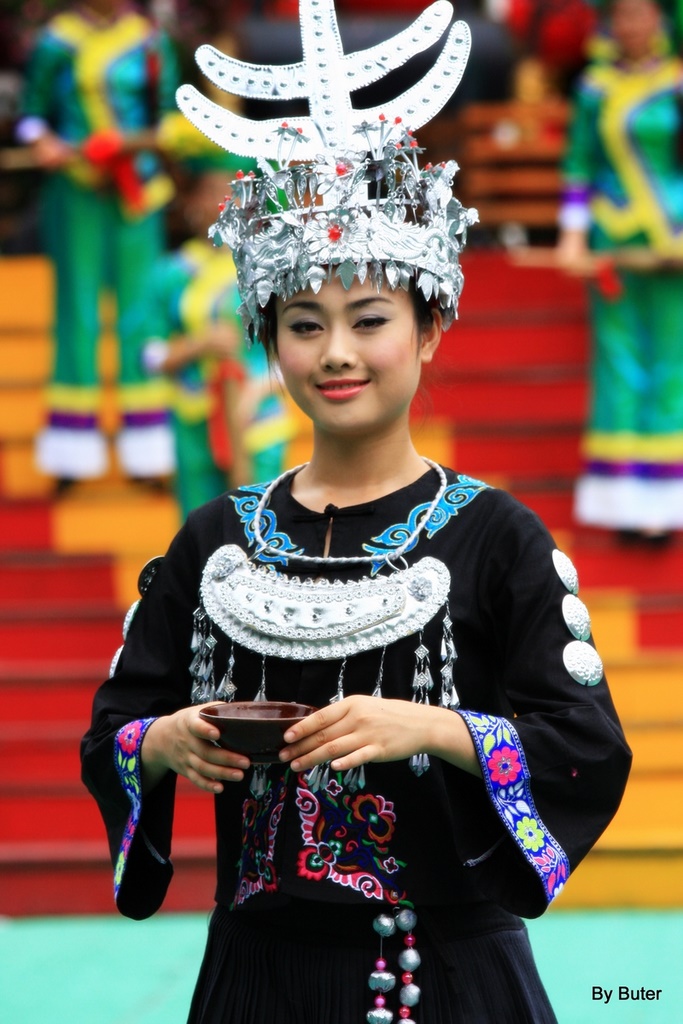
[141,705,250,794]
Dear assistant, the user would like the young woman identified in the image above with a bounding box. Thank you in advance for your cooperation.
[18,0,180,482]
[558,0,683,539]
[82,3,631,1021]
[141,166,293,518]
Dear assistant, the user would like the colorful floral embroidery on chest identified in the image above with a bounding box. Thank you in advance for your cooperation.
[234,767,407,907]
[296,773,407,902]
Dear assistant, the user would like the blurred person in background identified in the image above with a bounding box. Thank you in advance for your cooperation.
[16,0,180,487]
[142,160,294,519]
[557,0,683,543]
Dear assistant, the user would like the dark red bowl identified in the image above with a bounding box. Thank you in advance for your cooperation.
[199,701,318,764]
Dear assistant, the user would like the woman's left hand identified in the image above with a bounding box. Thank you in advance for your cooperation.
[279,694,480,776]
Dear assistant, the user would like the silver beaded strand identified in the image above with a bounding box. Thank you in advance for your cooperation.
[368,907,421,1023]
[252,459,448,567]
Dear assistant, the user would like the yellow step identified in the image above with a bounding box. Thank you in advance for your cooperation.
[0,384,45,440]
[586,590,638,660]
[625,724,683,773]
[411,417,455,467]
[559,848,683,908]
[53,490,181,558]
[0,328,120,386]
[0,256,53,331]
[605,656,683,721]
[602,775,682,840]
[0,333,51,384]
[0,440,53,498]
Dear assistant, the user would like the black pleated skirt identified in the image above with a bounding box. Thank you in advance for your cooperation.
[187,899,558,1024]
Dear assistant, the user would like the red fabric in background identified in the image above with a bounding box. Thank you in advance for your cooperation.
[208,360,245,471]
[507,0,597,68]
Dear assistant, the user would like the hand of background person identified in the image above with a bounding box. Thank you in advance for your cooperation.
[235,377,269,427]
[279,694,481,777]
[556,228,593,274]
[148,324,241,375]
[82,128,161,161]
[31,131,75,170]
[198,322,241,360]
[141,704,250,794]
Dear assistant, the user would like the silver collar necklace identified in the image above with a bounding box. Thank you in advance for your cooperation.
[252,458,448,567]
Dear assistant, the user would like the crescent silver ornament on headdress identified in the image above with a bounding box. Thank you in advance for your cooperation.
[178,0,470,159]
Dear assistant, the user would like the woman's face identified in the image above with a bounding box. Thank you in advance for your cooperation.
[610,0,662,61]
[275,277,441,443]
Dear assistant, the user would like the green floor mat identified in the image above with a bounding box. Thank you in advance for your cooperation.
[0,909,680,1023]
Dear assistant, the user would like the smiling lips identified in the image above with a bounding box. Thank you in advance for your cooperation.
[316,379,369,400]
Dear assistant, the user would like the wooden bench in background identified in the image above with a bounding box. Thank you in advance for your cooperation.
[420,99,570,233]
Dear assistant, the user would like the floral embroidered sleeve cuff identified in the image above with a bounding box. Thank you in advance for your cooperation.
[458,710,570,905]
[113,718,168,900]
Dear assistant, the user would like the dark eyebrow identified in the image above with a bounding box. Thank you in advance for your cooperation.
[281,297,393,313]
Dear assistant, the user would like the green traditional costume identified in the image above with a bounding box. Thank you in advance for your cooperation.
[19,3,179,479]
[143,239,293,518]
[561,50,683,529]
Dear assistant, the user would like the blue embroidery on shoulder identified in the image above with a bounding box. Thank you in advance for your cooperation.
[363,475,490,574]
[230,484,304,567]
[230,474,489,573]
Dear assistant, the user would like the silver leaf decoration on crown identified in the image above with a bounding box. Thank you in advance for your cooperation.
[176,0,477,342]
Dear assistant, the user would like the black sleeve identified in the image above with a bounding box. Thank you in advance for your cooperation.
[80,500,226,919]
[452,495,632,916]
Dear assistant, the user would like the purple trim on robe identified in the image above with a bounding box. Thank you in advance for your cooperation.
[49,411,98,429]
[560,182,591,205]
[586,460,683,480]
[121,410,170,428]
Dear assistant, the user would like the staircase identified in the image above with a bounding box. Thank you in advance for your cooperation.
[1,252,681,916]
[0,257,215,914]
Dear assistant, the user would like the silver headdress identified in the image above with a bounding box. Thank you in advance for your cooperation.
[177,0,477,341]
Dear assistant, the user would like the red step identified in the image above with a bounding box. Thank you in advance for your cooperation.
[0,725,89,783]
[639,600,683,649]
[439,318,588,372]
[455,427,581,480]
[0,840,216,915]
[573,533,683,594]
[0,607,122,662]
[0,668,104,722]
[1,779,216,843]
[1,788,115,842]
[0,552,116,606]
[460,251,588,317]
[0,501,52,550]
[429,371,587,425]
